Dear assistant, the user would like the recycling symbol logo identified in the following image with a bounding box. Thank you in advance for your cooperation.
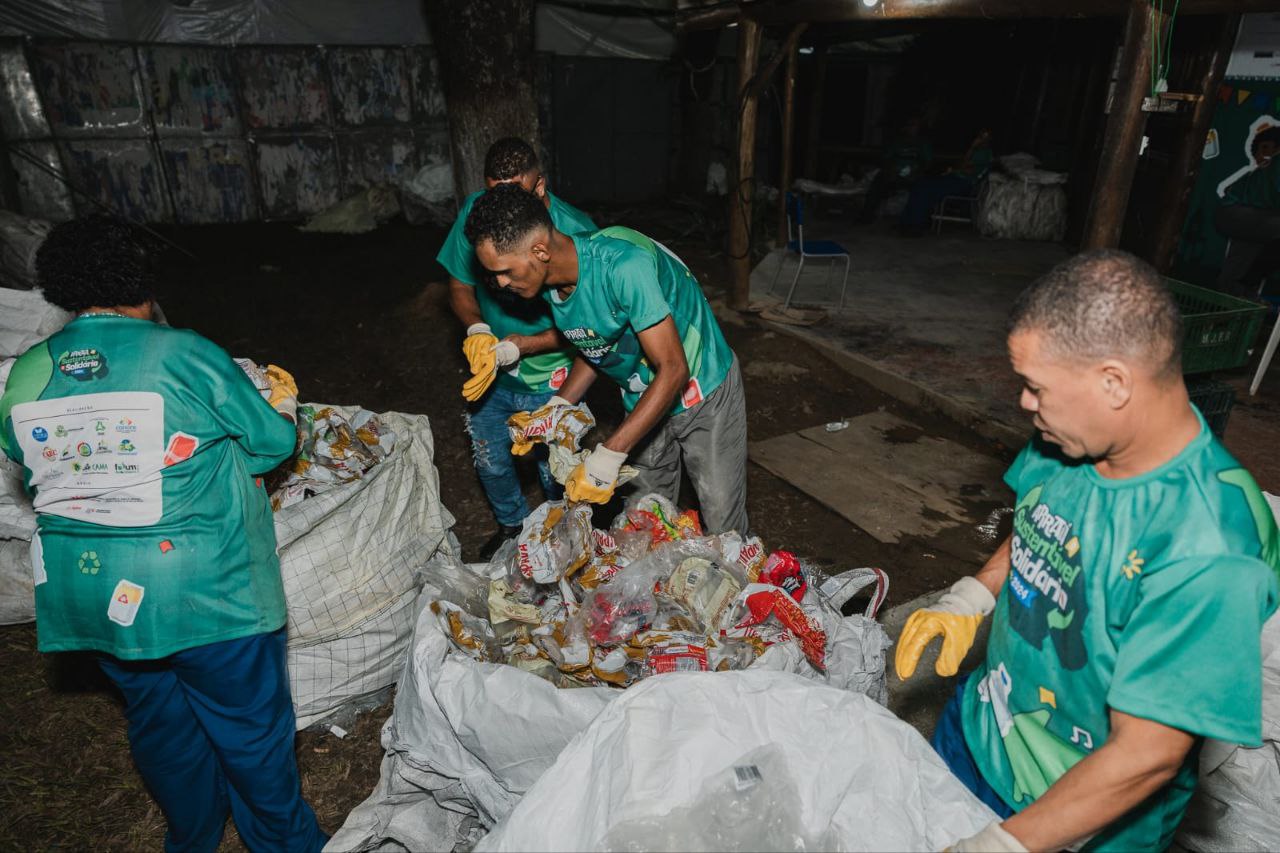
[78,550,101,575]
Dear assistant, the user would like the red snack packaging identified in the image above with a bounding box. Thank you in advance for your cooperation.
[758,550,807,602]
[733,584,827,670]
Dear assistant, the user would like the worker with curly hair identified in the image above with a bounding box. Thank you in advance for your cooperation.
[0,215,325,853]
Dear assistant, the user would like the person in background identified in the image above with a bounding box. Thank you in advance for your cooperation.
[896,249,1278,852]
[464,184,749,536]
[856,115,934,224]
[0,215,326,853]
[899,127,994,236]
[1215,124,1280,297]
[437,137,596,559]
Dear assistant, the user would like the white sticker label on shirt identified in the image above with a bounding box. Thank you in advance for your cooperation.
[12,392,165,527]
[30,531,46,586]
[106,579,145,627]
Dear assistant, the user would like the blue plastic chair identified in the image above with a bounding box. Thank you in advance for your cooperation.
[770,192,851,311]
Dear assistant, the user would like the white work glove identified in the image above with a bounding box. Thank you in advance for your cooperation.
[494,338,521,368]
[895,576,995,680]
[946,821,1027,852]
[566,444,627,504]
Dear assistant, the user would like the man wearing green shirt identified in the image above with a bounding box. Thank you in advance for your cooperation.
[463,183,749,536]
[0,216,325,852]
[895,250,1279,852]
[437,138,596,559]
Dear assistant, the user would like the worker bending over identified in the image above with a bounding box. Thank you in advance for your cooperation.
[897,249,1278,852]
[438,137,596,559]
[0,216,325,853]
[464,183,749,536]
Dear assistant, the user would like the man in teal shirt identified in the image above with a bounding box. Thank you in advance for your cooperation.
[1,216,325,852]
[436,138,596,558]
[463,183,748,536]
[895,250,1279,851]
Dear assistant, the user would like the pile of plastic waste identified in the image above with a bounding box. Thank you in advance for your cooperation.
[235,358,397,510]
[432,402,838,689]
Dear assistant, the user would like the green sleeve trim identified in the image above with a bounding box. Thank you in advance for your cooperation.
[1,342,54,458]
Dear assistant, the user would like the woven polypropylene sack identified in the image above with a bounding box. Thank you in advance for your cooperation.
[976,171,1067,242]
[327,568,894,851]
[276,407,456,643]
[476,670,997,852]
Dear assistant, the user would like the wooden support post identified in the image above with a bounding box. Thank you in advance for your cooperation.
[777,25,806,246]
[803,45,828,179]
[1148,14,1239,272]
[1081,0,1164,249]
[729,17,762,311]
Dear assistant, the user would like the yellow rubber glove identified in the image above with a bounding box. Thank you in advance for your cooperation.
[565,445,627,504]
[462,323,499,401]
[508,396,571,456]
[894,576,995,680]
[263,364,298,421]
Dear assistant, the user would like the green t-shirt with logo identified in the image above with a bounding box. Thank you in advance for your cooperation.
[437,190,595,394]
[961,415,1279,852]
[548,227,735,414]
[0,315,296,660]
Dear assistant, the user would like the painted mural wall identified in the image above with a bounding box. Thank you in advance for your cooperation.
[0,38,451,223]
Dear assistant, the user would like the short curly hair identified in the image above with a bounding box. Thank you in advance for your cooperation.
[484,137,539,182]
[464,182,552,253]
[36,215,155,312]
[1008,248,1182,380]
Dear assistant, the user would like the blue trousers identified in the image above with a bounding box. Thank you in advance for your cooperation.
[931,674,1015,819]
[467,384,563,527]
[98,628,326,853]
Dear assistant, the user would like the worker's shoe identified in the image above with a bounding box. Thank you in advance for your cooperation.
[478,525,522,562]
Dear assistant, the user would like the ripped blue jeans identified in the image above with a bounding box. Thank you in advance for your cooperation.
[467,384,562,527]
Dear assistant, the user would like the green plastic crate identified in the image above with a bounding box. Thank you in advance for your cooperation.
[1166,278,1266,375]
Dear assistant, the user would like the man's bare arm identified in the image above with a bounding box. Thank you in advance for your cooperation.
[448,278,484,327]
[556,355,598,405]
[1001,710,1193,851]
[601,317,688,454]
[974,534,1013,599]
[507,329,565,357]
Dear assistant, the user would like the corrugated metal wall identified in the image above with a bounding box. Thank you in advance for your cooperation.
[0,38,451,223]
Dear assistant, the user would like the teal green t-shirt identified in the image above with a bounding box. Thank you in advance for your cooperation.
[437,190,595,394]
[548,227,735,414]
[0,315,297,660]
[885,136,933,180]
[961,415,1279,852]
[957,145,994,181]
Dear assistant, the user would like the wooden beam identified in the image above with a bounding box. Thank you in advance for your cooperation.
[777,26,805,245]
[683,0,1280,27]
[1148,13,1239,272]
[746,22,808,103]
[803,44,828,179]
[729,17,763,311]
[676,4,740,31]
[1081,0,1163,250]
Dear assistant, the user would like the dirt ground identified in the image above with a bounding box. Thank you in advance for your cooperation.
[0,207,1011,850]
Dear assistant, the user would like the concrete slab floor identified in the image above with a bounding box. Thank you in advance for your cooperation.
[752,218,1280,491]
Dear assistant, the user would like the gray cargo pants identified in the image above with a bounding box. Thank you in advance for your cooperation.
[622,356,750,536]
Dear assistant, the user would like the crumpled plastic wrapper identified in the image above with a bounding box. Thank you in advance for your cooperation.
[510,401,640,488]
[433,491,852,691]
[271,404,398,510]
